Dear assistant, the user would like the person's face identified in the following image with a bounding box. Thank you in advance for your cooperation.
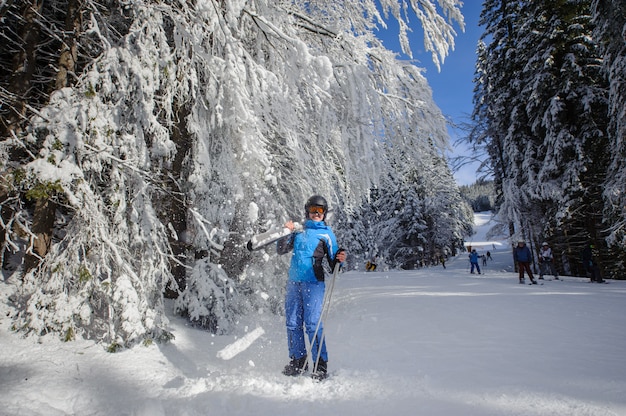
[307,205,325,222]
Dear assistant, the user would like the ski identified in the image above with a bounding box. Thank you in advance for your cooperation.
[246,222,302,251]
[520,280,543,286]
[284,367,334,382]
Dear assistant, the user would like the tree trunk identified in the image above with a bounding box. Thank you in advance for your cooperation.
[1,0,43,139]
[23,198,56,274]
[56,0,81,89]
[161,104,192,298]
[0,174,15,269]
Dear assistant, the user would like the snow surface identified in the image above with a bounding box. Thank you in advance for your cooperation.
[1,212,625,416]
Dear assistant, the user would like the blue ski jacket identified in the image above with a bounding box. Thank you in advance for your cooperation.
[469,251,479,264]
[277,219,341,282]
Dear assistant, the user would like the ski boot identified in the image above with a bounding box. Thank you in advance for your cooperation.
[311,359,328,381]
[282,356,308,376]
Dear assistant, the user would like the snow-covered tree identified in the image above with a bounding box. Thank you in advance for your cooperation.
[364,139,472,269]
[517,0,609,272]
[1,0,468,346]
[472,0,625,278]
[472,0,524,250]
[593,0,626,273]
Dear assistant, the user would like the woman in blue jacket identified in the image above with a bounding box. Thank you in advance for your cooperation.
[277,195,346,380]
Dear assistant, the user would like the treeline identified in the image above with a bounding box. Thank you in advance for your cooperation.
[459,180,495,213]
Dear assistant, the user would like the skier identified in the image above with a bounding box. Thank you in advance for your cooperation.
[366,255,377,271]
[469,249,481,274]
[580,243,604,283]
[538,242,559,280]
[276,195,346,380]
[514,240,537,284]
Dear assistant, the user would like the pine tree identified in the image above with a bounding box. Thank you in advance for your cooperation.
[473,0,615,277]
[517,0,608,275]
[593,0,626,276]
[472,0,524,244]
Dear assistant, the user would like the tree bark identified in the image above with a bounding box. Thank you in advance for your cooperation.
[23,197,56,274]
[1,0,43,139]
[56,0,82,89]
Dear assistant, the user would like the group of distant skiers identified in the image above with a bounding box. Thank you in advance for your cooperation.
[468,248,493,274]
[467,240,605,284]
[514,240,605,284]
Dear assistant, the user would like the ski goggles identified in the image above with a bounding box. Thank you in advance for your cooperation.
[308,206,325,215]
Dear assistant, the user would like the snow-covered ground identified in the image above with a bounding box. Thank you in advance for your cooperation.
[1,212,625,416]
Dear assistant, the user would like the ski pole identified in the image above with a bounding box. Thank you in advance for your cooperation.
[311,262,340,373]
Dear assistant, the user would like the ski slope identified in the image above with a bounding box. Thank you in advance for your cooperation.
[1,213,625,416]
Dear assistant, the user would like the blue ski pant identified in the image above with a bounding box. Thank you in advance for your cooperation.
[285,280,328,363]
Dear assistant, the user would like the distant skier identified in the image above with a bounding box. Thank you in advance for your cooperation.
[469,249,481,274]
[514,240,537,284]
[366,255,378,272]
[276,195,346,380]
[538,242,558,280]
[580,243,604,283]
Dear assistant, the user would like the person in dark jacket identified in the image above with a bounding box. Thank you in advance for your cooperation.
[276,195,346,380]
[514,240,537,284]
[580,243,604,283]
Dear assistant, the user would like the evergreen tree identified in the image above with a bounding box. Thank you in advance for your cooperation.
[593,0,626,275]
[517,0,608,275]
[472,0,524,244]
[368,145,472,269]
[473,0,615,277]
[459,179,496,212]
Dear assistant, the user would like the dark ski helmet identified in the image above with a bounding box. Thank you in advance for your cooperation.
[305,195,328,219]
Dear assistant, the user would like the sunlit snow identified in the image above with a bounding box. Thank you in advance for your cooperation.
[1,213,625,415]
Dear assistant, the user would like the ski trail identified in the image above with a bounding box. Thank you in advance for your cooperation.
[217,327,265,360]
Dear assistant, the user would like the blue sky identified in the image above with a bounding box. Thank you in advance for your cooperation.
[376,2,484,185]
